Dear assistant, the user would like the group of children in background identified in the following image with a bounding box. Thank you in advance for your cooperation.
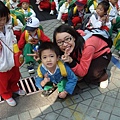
[0,0,120,106]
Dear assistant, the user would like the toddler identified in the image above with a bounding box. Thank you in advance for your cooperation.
[18,17,50,74]
[35,42,78,99]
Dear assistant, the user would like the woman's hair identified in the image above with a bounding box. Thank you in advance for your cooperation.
[0,1,10,23]
[98,0,110,13]
[38,42,60,59]
[53,24,85,56]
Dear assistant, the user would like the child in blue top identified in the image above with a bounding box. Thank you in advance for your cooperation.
[35,42,78,99]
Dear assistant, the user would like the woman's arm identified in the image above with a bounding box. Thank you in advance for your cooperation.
[61,45,96,77]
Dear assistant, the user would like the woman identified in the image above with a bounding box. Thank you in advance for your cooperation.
[53,24,112,88]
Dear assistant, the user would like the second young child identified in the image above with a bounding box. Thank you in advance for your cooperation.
[0,1,25,107]
[35,42,78,99]
[18,17,50,74]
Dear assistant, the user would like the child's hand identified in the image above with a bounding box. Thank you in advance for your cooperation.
[61,48,73,63]
[44,73,50,83]
[58,91,68,99]
[27,52,40,61]
[112,18,116,24]
[0,42,2,51]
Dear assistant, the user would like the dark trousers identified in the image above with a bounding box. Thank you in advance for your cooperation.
[84,52,112,83]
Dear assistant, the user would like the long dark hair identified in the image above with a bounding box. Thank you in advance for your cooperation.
[0,1,10,23]
[53,24,85,58]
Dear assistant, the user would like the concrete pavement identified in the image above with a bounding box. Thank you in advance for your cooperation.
[0,19,120,120]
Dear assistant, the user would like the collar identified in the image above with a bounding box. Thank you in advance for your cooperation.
[42,64,59,75]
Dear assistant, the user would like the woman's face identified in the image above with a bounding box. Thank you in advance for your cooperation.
[55,32,75,55]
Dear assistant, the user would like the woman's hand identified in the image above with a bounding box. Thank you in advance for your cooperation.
[61,49,73,63]
[112,18,116,24]
[58,91,68,99]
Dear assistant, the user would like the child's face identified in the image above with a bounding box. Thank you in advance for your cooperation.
[96,4,106,17]
[21,2,29,10]
[12,0,17,2]
[0,16,7,31]
[27,29,37,36]
[67,0,71,3]
[109,0,118,6]
[76,5,85,12]
[41,49,59,71]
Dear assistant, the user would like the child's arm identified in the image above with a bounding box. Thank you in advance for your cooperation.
[63,63,78,95]
[18,31,26,50]
[29,8,36,17]
[89,14,102,28]
[40,30,51,42]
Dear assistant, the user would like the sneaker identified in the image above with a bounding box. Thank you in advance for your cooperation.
[50,10,54,15]
[36,0,40,4]
[14,89,26,95]
[61,20,65,24]
[6,98,16,106]
[41,87,57,97]
[27,62,35,74]
[100,79,108,88]
[38,6,43,11]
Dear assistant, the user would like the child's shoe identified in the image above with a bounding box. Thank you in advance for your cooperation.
[36,0,40,4]
[27,62,35,74]
[14,89,26,95]
[38,6,43,11]
[50,10,54,15]
[100,79,108,88]
[61,20,65,24]
[6,98,16,106]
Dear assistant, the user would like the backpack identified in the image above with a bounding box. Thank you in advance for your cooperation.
[92,34,113,49]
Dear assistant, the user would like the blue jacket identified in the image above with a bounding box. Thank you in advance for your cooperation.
[35,61,78,94]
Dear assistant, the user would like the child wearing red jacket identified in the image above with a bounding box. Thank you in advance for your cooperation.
[18,17,50,74]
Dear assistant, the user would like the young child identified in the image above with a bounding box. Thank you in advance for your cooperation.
[86,0,111,31]
[17,0,36,20]
[78,0,111,40]
[18,17,50,74]
[6,0,19,9]
[35,42,78,99]
[109,0,120,34]
[36,0,57,15]
[68,0,87,28]
[57,0,72,24]
[0,1,25,107]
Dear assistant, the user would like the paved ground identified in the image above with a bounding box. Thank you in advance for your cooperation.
[0,19,120,120]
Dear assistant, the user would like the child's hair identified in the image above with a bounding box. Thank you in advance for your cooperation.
[38,42,60,59]
[0,1,10,22]
[98,0,110,13]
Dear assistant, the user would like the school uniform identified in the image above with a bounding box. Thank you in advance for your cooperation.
[0,22,20,100]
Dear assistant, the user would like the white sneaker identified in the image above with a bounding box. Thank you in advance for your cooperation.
[38,6,43,11]
[100,79,108,88]
[50,10,54,15]
[6,98,16,106]
[15,89,26,96]
[61,20,65,24]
